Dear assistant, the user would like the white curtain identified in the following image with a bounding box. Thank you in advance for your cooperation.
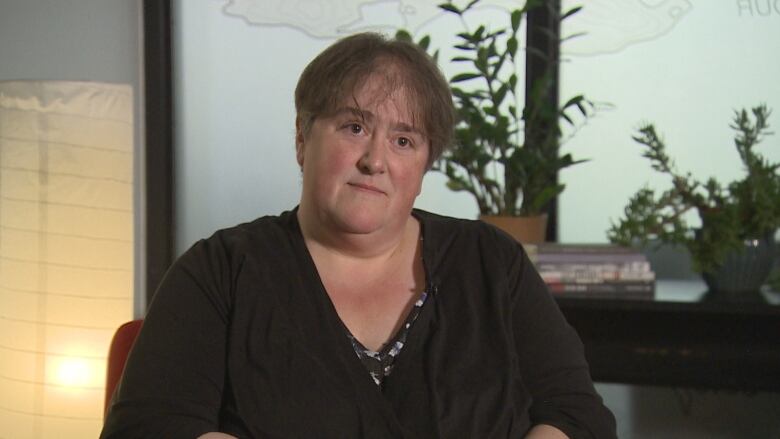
[0,81,134,438]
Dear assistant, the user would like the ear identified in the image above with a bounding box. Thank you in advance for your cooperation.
[295,117,305,167]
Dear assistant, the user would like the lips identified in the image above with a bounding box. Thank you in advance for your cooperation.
[348,182,386,195]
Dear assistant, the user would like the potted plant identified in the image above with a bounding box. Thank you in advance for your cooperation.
[397,0,592,243]
[608,105,780,293]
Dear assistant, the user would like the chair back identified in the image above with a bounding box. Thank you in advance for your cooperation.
[105,319,143,416]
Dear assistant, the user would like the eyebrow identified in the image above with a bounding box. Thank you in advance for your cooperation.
[333,107,425,137]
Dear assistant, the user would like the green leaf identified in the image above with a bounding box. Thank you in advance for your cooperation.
[450,73,482,83]
[576,101,588,116]
[511,9,523,32]
[418,35,431,50]
[473,25,486,41]
[438,3,462,15]
[446,179,469,192]
[529,185,564,213]
[457,32,472,41]
[561,31,587,44]
[522,0,544,13]
[395,29,413,42]
[451,56,473,62]
[454,44,475,51]
[464,0,481,12]
[562,95,584,109]
[506,36,518,58]
[451,86,467,97]
[485,28,506,39]
[475,47,489,72]
[487,39,498,57]
[561,5,583,21]
[494,84,509,107]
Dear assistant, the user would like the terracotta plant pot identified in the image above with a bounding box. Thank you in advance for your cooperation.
[479,214,548,244]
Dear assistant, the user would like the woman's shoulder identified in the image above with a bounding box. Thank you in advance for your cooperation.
[413,209,530,266]
[413,209,522,248]
[183,209,300,261]
[215,209,296,239]
[413,208,487,235]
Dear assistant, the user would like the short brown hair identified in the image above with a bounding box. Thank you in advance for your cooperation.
[294,32,455,169]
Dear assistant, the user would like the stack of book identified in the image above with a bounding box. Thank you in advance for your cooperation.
[527,243,655,299]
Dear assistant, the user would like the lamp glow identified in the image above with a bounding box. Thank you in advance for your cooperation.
[54,358,93,388]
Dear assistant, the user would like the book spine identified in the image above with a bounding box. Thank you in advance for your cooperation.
[535,254,648,264]
[546,280,654,292]
[538,261,652,272]
[546,280,655,298]
[541,272,656,283]
[538,262,655,283]
[551,289,654,300]
[535,244,636,254]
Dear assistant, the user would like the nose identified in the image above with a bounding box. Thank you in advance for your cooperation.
[357,136,386,174]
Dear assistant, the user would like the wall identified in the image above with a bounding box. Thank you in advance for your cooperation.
[0,0,144,314]
[558,0,780,243]
[0,0,140,84]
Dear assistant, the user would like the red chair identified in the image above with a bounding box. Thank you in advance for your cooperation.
[105,319,143,416]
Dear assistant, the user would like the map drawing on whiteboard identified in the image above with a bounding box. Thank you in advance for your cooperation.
[222,0,531,38]
[561,0,692,56]
[222,0,691,55]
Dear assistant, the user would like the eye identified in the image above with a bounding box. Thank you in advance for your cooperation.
[396,137,412,148]
[348,123,363,134]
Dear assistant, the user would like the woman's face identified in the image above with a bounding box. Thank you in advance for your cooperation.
[296,74,430,238]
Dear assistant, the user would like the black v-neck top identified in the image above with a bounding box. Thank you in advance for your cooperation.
[346,289,429,387]
[102,209,616,438]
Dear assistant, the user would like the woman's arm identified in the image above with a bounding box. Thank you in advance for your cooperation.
[506,242,617,438]
[101,239,233,437]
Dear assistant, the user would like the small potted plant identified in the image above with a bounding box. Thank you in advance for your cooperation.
[398,0,592,243]
[608,105,780,293]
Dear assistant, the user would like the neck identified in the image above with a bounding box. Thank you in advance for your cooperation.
[297,208,419,264]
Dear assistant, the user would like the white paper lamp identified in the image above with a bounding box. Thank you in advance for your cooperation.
[0,81,134,438]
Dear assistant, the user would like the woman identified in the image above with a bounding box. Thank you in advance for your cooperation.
[101,33,616,438]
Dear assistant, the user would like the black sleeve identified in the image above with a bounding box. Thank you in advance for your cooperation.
[506,240,617,439]
[100,236,235,439]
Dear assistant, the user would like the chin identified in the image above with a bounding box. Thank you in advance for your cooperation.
[334,214,386,235]
[328,204,397,234]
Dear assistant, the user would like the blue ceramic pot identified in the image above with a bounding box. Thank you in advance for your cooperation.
[702,234,776,293]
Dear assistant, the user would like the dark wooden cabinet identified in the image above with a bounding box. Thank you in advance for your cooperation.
[556,280,780,392]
